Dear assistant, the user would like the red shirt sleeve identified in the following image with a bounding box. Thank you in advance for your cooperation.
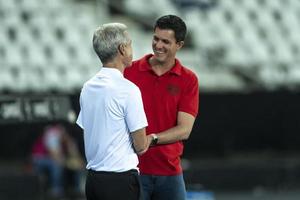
[178,73,199,117]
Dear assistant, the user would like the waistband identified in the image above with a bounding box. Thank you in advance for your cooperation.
[88,169,138,175]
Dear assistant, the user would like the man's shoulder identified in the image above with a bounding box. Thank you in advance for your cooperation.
[128,57,144,70]
[132,57,143,65]
[180,64,198,80]
[124,58,144,79]
[81,75,96,88]
[125,54,151,73]
[121,77,140,93]
[133,54,151,65]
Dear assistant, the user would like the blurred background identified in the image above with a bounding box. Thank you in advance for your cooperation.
[1,0,300,199]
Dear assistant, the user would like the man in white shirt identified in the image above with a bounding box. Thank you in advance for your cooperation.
[76,23,150,200]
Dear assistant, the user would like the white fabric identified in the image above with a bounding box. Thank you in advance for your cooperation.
[44,127,61,152]
[77,67,147,172]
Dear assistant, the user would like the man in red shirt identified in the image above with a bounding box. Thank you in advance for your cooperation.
[125,15,199,200]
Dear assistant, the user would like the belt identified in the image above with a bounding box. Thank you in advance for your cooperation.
[88,169,138,175]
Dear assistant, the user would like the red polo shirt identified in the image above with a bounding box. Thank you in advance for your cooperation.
[124,54,199,175]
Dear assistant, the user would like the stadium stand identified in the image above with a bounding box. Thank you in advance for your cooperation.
[1,0,300,199]
[0,0,300,93]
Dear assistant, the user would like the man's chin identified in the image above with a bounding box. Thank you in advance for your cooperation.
[153,54,165,63]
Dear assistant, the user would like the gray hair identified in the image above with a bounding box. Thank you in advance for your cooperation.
[92,23,130,64]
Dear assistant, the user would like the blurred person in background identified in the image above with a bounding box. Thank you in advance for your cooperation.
[124,15,199,200]
[31,123,85,199]
[76,23,150,200]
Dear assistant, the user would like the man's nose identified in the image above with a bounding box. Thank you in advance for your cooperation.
[155,40,164,49]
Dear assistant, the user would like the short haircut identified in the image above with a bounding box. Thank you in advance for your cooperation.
[154,15,187,42]
[93,23,130,64]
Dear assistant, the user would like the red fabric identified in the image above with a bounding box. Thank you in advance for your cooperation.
[31,136,47,157]
[31,125,63,158]
[124,54,199,175]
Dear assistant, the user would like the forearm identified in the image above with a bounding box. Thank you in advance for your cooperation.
[154,125,192,145]
[152,112,196,145]
[131,128,150,155]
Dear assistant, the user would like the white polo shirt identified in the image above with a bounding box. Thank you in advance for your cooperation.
[76,67,148,172]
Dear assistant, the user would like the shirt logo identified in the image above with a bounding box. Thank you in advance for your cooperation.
[167,84,180,96]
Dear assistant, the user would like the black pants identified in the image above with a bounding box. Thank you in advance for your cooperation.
[85,169,143,200]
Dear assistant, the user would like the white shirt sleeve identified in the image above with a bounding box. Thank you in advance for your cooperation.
[76,111,84,129]
[125,86,148,132]
[76,92,84,129]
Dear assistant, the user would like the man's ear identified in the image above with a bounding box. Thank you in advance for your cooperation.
[118,44,126,56]
[176,41,184,50]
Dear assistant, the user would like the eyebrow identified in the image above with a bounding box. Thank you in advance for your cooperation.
[153,35,171,43]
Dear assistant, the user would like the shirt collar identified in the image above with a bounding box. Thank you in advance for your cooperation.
[96,67,123,78]
[138,54,182,76]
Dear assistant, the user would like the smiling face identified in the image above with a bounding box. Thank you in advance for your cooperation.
[152,27,183,65]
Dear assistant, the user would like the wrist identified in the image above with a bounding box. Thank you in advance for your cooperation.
[150,134,158,146]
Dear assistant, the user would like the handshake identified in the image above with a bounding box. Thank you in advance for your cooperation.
[133,133,158,155]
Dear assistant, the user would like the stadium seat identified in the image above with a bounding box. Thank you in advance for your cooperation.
[1,0,299,92]
[0,68,15,91]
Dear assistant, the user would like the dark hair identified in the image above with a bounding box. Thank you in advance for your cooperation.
[154,15,187,42]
